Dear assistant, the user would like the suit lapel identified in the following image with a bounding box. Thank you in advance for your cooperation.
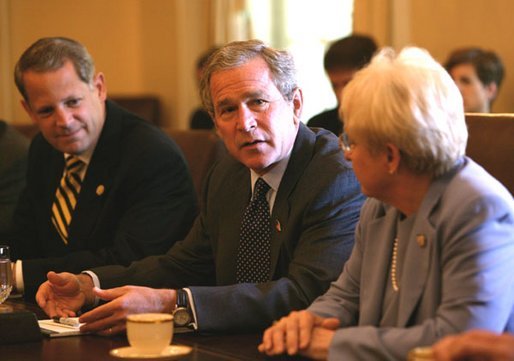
[397,221,435,326]
[359,207,398,325]
[395,170,453,326]
[69,101,121,245]
[216,164,251,284]
[269,124,314,278]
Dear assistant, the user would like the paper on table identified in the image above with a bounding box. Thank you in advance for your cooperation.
[38,318,87,337]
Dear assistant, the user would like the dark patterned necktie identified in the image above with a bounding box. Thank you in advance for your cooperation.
[236,178,272,283]
[51,155,85,245]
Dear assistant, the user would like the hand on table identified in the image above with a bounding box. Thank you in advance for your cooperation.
[258,310,339,360]
[36,271,93,318]
[432,330,514,361]
[78,286,176,336]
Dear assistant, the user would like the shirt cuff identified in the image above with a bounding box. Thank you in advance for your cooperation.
[183,288,198,330]
[81,270,100,307]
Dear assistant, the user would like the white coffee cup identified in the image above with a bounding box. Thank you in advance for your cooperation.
[126,313,174,355]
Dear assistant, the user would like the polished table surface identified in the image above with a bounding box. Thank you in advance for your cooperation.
[1,299,307,361]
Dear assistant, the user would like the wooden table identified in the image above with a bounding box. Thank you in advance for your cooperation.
[0,299,306,360]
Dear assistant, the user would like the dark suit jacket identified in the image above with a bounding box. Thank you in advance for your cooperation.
[0,121,29,239]
[306,107,343,136]
[10,101,197,301]
[95,124,364,332]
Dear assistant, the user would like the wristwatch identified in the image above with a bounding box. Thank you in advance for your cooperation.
[173,289,193,327]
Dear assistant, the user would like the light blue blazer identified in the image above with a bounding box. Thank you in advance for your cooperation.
[308,157,514,361]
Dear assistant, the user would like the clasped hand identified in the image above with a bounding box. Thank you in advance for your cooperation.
[36,271,175,336]
[258,310,339,360]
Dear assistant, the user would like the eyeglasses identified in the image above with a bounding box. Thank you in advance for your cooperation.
[339,132,354,153]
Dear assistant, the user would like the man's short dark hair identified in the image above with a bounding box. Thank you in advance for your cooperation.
[444,47,504,88]
[324,34,378,72]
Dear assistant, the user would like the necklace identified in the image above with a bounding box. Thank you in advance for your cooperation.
[391,237,399,292]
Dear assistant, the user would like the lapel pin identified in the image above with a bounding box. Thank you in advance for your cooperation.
[96,184,105,196]
[416,234,427,248]
[275,219,282,232]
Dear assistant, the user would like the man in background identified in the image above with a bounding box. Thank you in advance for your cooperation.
[0,120,29,239]
[307,34,377,135]
[35,39,364,335]
[8,37,197,302]
[444,47,504,113]
[189,46,218,130]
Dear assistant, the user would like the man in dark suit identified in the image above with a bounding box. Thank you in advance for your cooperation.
[35,40,364,334]
[0,120,29,239]
[307,34,377,136]
[8,37,197,302]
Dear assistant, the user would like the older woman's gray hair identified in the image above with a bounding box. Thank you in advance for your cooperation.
[341,46,468,177]
[200,39,298,116]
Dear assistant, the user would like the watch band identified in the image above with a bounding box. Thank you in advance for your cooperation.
[174,289,194,329]
[176,289,189,308]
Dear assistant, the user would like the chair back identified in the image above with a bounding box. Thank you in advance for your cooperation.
[109,96,162,126]
[164,129,226,201]
[465,113,514,195]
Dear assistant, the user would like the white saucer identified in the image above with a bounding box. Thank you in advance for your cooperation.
[110,345,192,360]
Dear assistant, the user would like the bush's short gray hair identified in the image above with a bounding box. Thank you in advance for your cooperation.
[341,47,468,177]
[200,39,298,115]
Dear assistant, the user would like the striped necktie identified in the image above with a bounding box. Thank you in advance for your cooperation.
[51,155,85,245]
[236,178,272,283]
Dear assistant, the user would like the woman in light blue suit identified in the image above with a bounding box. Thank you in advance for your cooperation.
[259,46,514,361]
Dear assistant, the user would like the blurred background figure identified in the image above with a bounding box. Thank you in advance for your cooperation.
[444,47,504,113]
[307,34,377,135]
[0,120,29,240]
[189,46,219,130]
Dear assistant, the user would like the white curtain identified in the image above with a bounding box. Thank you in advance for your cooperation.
[212,0,252,44]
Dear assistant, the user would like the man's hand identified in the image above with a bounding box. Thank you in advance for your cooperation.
[258,310,339,358]
[35,271,94,318]
[78,286,176,336]
[432,330,514,361]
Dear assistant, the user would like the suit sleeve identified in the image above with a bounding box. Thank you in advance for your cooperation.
[19,129,198,301]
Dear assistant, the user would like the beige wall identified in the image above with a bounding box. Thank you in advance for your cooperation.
[2,0,514,127]
[1,0,212,128]
[354,0,514,113]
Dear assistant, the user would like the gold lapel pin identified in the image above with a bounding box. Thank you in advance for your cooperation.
[96,185,105,196]
[416,234,427,248]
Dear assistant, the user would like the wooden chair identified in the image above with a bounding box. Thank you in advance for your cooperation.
[109,95,162,126]
[12,123,39,139]
[465,113,514,195]
[164,129,226,202]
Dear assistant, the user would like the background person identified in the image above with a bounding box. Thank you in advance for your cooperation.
[35,39,365,335]
[189,46,219,130]
[8,37,197,302]
[444,47,504,113]
[0,120,29,240]
[259,46,514,361]
[306,34,377,136]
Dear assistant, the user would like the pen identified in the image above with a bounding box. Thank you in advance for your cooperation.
[52,317,80,327]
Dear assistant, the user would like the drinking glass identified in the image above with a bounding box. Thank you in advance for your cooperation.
[0,245,13,306]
